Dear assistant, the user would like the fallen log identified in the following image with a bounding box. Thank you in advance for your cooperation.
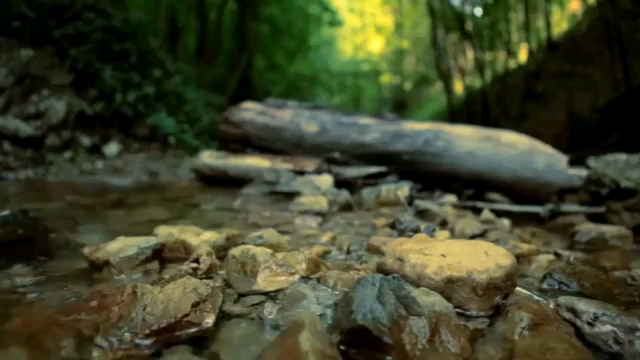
[218,101,586,201]
[436,200,605,217]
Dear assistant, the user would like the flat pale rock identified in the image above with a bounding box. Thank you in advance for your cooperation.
[571,222,633,251]
[379,238,518,315]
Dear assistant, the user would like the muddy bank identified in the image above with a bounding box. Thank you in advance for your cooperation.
[0,159,639,359]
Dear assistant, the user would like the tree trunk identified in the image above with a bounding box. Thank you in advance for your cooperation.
[228,0,258,104]
[165,6,181,58]
[208,0,231,66]
[194,0,209,62]
[428,2,455,122]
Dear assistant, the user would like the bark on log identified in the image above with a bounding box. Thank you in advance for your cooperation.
[218,101,586,201]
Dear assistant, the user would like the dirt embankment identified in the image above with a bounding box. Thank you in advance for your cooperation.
[444,1,640,157]
[0,37,184,181]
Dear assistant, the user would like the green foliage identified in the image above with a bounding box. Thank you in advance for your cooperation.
[255,0,340,102]
[1,0,221,151]
[0,0,593,149]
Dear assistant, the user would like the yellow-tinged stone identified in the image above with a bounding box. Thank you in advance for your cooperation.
[275,250,327,277]
[153,224,226,248]
[224,245,299,293]
[380,238,518,315]
[409,233,435,242]
[224,245,274,277]
[82,235,162,271]
[374,217,392,228]
[434,230,451,240]
[289,195,329,214]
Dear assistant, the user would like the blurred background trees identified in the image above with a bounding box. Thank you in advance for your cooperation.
[0,0,597,150]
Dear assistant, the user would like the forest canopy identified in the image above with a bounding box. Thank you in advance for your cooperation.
[1,0,594,150]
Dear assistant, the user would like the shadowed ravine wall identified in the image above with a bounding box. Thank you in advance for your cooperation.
[442,0,640,160]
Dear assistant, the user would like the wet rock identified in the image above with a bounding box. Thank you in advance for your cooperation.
[238,294,268,307]
[275,250,328,277]
[552,249,593,265]
[82,235,162,274]
[293,215,323,230]
[540,264,639,307]
[224,245,300,294]
[325,188,353,211]
[545,214,589,237]
[485,214,512,232]
[192,150,313,185]
[389,216,421,236]
[366,235,395,255]
[245,228,290,252]
[104,276,223,347]
[389,216,437,237]
[221,290,257,317]
[556,296,640,360]
[289,195,330,214]
[318,266,371,291]
[274,173,336,196]
[604,196,640,234]
[82,226,229,279]
[332,274,471,360]
[628,269,640,285]
[484,230,539,257]
[378,237,518,315]
[356,181,413,209]
[153,224,233,259]
[594,249,633,271]
[413,199,457,224]
[263,280,341,331]
[479,208,499,222]
[438,193,460,204]
[301,244,333,259]
[271,173,351,211]
[516,226,571,252]
[258,312,341,360]
[571,222,633,251]
[451,215,487,239]
[473,293,593,360]
[0,208,52,262]
[520,254,558,279]
[209,318,276,359]
[248,211,298,228]
[367,232,434,255]
[160,345,203,360]
[184,242,221,277]
[5,276,223,358]
[373,218,392,233]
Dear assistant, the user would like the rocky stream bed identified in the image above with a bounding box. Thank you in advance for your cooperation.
[1,16,639,360]
[0,156,639,360]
